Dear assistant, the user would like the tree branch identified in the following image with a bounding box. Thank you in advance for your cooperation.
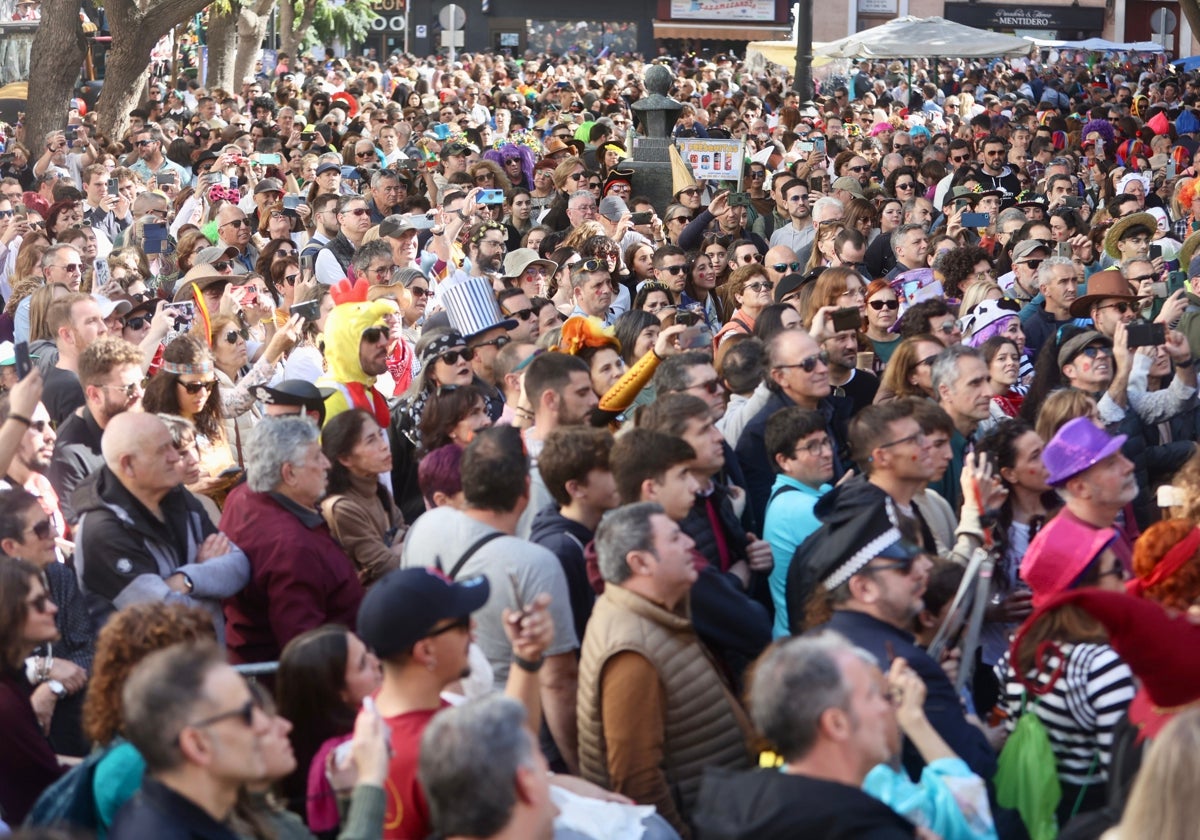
[141,0,213,40]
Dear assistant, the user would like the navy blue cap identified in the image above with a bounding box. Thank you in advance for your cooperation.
[357,568,490,658]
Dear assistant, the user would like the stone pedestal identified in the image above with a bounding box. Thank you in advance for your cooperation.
[625,64,685,216]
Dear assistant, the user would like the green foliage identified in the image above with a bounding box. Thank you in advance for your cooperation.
[306,0,378,50]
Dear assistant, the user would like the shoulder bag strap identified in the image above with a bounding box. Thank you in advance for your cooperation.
[445,531,504,581]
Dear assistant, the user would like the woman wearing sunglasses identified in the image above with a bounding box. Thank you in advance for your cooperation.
[875,333,945,404]
[682,251,723,331]
[390,329,479,522]
[0,489,90,757]
[863,279,901,368]
[142,336,239,503]
[714,262,774,350]
[0,556,68,824]
[210,310,302,450]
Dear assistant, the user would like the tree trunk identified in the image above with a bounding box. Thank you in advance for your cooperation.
[1182,0,1200,52]
[25,0,86,151]
[206,5,239,95]
[97,0,214,141]
[279,0,320,62]
[233,0,274,90]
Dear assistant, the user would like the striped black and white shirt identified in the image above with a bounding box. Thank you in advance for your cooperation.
[997,642,1135,786]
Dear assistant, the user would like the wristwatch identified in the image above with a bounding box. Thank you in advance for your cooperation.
[47,679,67,699]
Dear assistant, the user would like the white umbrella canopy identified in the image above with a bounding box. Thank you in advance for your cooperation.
[816,16,1033,60]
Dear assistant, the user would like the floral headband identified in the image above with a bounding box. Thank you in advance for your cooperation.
[162,359,214,375]
[207,184,241,204]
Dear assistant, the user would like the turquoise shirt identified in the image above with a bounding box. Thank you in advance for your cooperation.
[764,474,829,637]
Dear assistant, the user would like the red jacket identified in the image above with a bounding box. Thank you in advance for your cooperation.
[220,484,364,664]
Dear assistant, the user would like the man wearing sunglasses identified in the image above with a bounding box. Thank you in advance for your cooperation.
[110,643,272,840]
[738,329,847,527]
[214,205,257,275]
[75,411,250,633]
[767,178,811,254]
[678,190,767,256]
[0,399,65,542]
[793,491,995,782]
[314,196,373,285]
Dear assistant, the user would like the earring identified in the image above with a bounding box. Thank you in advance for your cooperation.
[426,658,437,672]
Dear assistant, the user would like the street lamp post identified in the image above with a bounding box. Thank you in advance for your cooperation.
[792,0,812,100]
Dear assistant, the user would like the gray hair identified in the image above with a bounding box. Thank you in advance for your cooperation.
[122,642,225,773]
[1036,255,1075,288]
[996,207,1026,230]
[595,502,662,585]
[811,196,844,224]
[244,416,320,492]
[568,189,596,209]
[931,344,983,399]
[370,168,398,188]
[351,239,393,274]
[156,413,197,447]
[749,632,875,762]
[418,696,534,836]
[40,242,80,271]
[890,222,926,253]
[1120,256,1154,276]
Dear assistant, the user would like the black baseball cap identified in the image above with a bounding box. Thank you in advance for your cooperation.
[358,568,490,658]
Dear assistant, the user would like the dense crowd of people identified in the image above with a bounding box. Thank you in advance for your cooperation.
[4,40,1200,840]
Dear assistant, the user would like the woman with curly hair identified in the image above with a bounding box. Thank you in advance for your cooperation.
[1130,518,1200,610]
[82,602,217,837]
[44,199,84,243]
[466,158,512,195]
[713,262,774,349]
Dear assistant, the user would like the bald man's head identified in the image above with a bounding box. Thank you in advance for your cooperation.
[101,412,182,497]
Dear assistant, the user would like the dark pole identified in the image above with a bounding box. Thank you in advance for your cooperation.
[792,0,812,100]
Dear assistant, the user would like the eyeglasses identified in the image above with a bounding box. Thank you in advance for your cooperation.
[125,315,150,331]
[867,556,917,575]
[426,615,471,638]
[222,330,241,345]
[283,272,300,286]
[750,171,766,179]
[848,165,869,173]
[220,218,249,229]
[744,280,774,293]
[362,326,388,344]
[438,348,475,365]
[51,263,83,273]
[659,264,688,276]
[135,139,156,147]
[869,298,900,311]
[27,518,55,540]
[475,335,512,349]
[26,592,53,613]
[679,188,701,197]
[179,379,217,394]
[356,150,375,158]
[100,381,143,399]
[879,431,926,449]
[474,174,494,183]
[409,286,430,298]
[1078,345,1113,359]
[669,215,693,223]
[777,351,829,373]
[894,181,915,191]
[741,253,764,264]
[1126,274,1156,284]
[504,306,534,321]
[951,154,969,163]
[1019,259,1043,270]
[794,437,833,456]
[367,264,395,277]
[567,173,586,182]
[913,353,939,370]
[576,258,607,273]
[1099,301,1134,315]
[686,378,723,395]
[187,698,257,731]
[343,207,371,217]
[771,261,801,273]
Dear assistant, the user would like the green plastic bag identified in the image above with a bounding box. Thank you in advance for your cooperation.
[994,699,1062,840]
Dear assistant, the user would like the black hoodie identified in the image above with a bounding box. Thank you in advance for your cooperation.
[529,505,595,642]
[693,767,915,840]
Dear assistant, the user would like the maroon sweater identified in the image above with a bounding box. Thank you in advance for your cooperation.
[0,667,64,823]
[220,485,363,664]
